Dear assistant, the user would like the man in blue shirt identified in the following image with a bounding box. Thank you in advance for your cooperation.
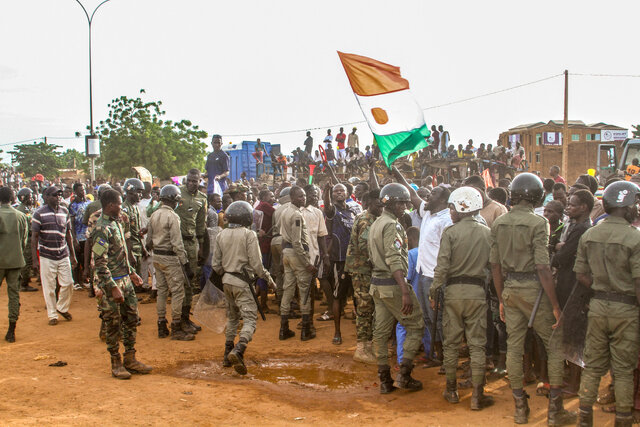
[205,135,230,195]
[69,183,90,288]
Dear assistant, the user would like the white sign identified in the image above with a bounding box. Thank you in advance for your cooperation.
[601,129,628,142]
[85,135,100,157]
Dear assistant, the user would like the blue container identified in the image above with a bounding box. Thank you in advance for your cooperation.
[222,141,279,181]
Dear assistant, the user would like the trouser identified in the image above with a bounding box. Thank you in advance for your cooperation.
[443,298,487,384]
[370,284,424,365]
[579,306,639,413]
[502,285,564,389]
[416,275,441,346]
[270,241,283,302]
[99,276,138,354]
[40,256,74,320]
[337,149,347,160]
[183,239,198,306]
[140,253,156,290]
[224,283,258,343]
[72,240,86,285]
[488,293,507,355]
[280,249,312,316]
[352,273,374,342]
[132,254,142,276]
[252,151,264,163]
[153,254,186,322]
[0,268,21,322]
[20,238,33,285]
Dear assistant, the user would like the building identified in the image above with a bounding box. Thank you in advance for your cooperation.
[498,120,628,183]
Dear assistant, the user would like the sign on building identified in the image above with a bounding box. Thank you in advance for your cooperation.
[543,132,562,146]
[601,129,628,142]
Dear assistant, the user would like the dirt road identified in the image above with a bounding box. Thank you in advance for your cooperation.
[0,284,614,426]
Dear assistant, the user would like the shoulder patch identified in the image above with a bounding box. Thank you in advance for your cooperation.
[393,238,402,250]
[396,223,403,232]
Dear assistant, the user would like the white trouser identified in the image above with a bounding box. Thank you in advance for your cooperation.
[337,149,347,160]
[40,256,74,320]
[140,254,157,290]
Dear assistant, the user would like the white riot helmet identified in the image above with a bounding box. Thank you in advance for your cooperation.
[448,186,483,213]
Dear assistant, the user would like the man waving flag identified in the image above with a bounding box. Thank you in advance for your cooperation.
[337,51,431,168]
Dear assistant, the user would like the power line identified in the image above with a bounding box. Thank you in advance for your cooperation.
[570,73,640,78]
[0,136,82,148]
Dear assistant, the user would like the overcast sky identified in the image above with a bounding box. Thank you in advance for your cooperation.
[1,0,639,165]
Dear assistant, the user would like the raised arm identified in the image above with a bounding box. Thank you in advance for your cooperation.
[390,166,422,211]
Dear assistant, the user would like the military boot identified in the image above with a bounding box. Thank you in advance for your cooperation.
[110,353,132,380]
[470,383,494,410]
[99,319,106,342]
[222,340,234,367]
[353,341,376,364]
[393,360,423,391]
[279,315,295,340]
[181,306,198,334]
[5,321,16,343]
[577,407,593,427]
[300,315,316,341]
[443,379,459,403]
[614,413,633,427]
[185,304,201,332]
[378,365,396,394]
[157,319,169,339]
[548,388,577,426]
[228,338,248,375]
[513,390,530,424]
[171,321,195,341]
[123,349,153,374]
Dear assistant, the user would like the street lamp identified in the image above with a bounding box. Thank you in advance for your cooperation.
[74,0,110,183]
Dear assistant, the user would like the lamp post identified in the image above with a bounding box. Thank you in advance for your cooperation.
[74,0,110,183]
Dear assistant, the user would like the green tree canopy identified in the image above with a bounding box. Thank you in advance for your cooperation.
[9,141,63,178]
[95,94,208,179]
[60,148,88,170]
[632,124,640,138]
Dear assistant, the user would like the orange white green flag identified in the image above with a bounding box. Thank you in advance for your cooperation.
[337,51,431,167]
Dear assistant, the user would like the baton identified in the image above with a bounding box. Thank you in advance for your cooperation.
[528,289,544,328]
[242,268,266,321]
[302,256,320,307]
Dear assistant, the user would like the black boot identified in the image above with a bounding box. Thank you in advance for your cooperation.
[393,360,423,391]
[5,321,16,343]
[577,406,593,427]
[300,314,316,341]
[443,379,459,403]
[614,413,633,427]
[171,320,195,341]
[222,340,234,367]
[513,390,530,424]
[181,306,199,334]
[378,365,396,394]
[228,338,248,375]
[548,387,577,426]
[157,319,169,339]
[186,304,201,332]
[279,315,295,340]
[471,383,494,410]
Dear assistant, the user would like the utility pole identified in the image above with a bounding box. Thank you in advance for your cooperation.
[562,70,569,179]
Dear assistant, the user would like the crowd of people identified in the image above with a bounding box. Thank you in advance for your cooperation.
[1,132,640,426]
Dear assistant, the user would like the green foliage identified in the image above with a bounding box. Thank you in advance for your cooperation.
[632,124,640,138]
[9,142,63,178]
[60,148,88,170]
[95,94,208,179]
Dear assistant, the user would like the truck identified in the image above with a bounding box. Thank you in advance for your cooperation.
[597,138,640,183]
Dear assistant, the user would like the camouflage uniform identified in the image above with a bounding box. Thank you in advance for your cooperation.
[175,186,207,304]
[82,200,102,225]
[344,211,376,342]
[121,199,143,275]
[15,203,34,285]
[92,214,138,355]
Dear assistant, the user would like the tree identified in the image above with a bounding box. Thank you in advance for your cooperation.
[60,148,88,170]
[9,141,63,178]
[632,124,640,138]
[95,94,208,179]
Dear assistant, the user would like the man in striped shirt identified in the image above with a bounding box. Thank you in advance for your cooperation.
[32,186,77,325]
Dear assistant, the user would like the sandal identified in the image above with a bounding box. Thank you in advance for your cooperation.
[332,334,342,345]
[316,311,333,321]
[536,382,550,397]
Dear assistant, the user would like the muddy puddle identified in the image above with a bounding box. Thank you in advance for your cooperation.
[169,353,376,392]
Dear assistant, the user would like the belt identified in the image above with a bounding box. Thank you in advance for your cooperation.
[371,277,396,286]
[282,242,309,252]
[227,271,253,285]
[506,272,538,281]
[447,276,485,287]
[154,249,176,256]
[593,290,638,306]
[112,274,128,281]
[182,235,195,241]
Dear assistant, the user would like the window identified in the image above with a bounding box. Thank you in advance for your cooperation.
[536,133,541,146]
[572,134,580,141]
[535,152,541,163]
[586,133,601,141]
[586,134,592,141]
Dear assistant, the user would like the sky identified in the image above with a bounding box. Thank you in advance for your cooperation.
[1,0,640,166]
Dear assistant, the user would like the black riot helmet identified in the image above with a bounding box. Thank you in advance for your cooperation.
[159,184,181,203]
[225,201,253,227]
[509,173,544,205]
[123,178,144,194]
[380,183,411,204]
[97,183,112,198]
[17,187,33,203]
[602,181,640,212]
[278,186,291,203]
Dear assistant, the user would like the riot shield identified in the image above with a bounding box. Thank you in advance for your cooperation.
[551,282,593,368]
[193,279,227,334]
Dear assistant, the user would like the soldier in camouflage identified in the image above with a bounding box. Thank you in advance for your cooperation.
[121,178,147,288]
[16,188,37,292]
[344,188,383,364]
[92,189,152,379]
